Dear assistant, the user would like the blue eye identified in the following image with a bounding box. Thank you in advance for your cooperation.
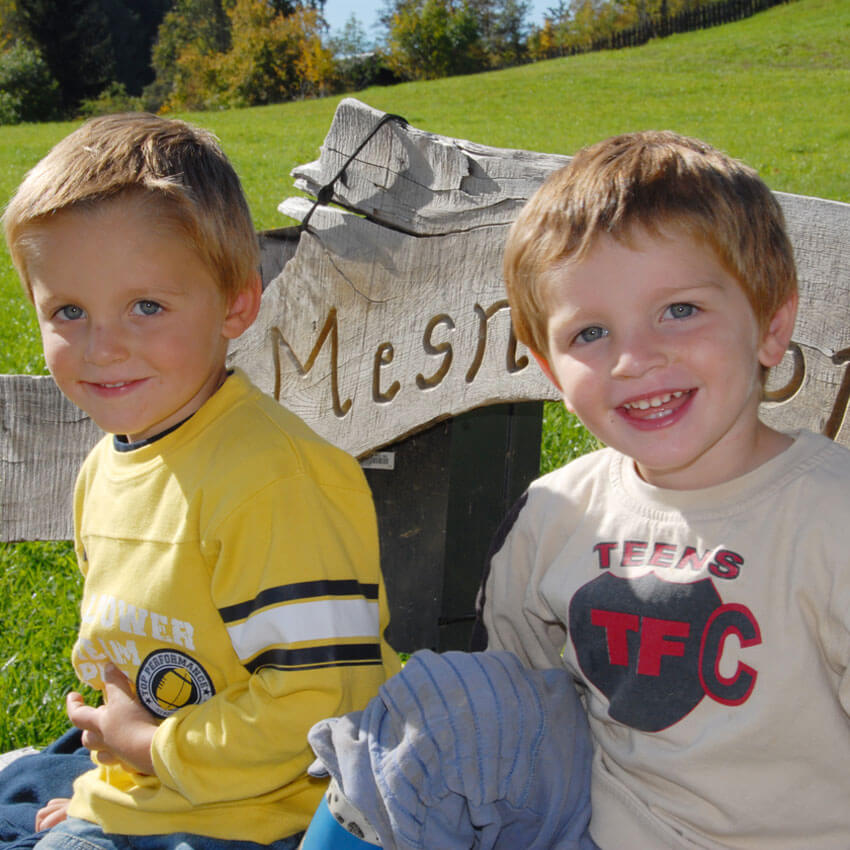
[666,303,697,319]
[57,305,84,320]
[134,300,162,316]
[576,326,607,344]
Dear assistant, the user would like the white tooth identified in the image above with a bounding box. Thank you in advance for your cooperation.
[650,396,663,407]
[636,399,650,410]
[673,391,683,398]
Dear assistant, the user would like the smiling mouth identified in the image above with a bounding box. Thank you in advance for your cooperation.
[84,378,145,392]
[621,390,693,420]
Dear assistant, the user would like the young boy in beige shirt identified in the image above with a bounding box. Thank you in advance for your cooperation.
[299,131,850,850]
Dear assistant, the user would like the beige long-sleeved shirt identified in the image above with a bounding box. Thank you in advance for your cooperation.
[482,430,850,849]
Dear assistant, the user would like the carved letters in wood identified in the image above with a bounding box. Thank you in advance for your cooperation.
[269,301,532,421]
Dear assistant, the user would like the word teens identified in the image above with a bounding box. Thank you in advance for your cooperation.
[270,301,528,415]
[593,540,744,579]
[73,593,195,684]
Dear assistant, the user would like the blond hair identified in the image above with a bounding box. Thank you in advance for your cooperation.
[4,112,259,300]
[504,130,797,358]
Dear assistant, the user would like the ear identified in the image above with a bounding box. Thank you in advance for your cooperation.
[222,274,262,340]
[758,293,798,369]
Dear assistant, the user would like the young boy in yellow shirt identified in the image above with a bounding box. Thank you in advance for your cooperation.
[4,113,399,850]
[298,131,850,849]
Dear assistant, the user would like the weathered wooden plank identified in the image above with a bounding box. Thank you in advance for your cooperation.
[0,375,101,541]
[229,200,559,457]
[290,98,571,236]
[761,195,850,442]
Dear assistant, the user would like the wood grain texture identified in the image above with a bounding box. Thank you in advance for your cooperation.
[1,375,101,541]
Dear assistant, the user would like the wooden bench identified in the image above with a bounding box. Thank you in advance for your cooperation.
[2,97,849,655]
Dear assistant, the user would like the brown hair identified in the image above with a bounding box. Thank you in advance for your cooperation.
[504,130,797,358]
[4,112,259,300]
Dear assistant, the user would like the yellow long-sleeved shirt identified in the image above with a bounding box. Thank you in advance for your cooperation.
[67,370,399,842]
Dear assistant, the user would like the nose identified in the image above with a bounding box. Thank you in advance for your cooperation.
[84,321,129,366]
[610,328,668,379]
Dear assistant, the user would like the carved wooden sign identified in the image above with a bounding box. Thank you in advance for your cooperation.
[230,97,850,457]
[228,99,572,457]
[2,97,849,541]
[762,194,850,442]
[230,203,558,457]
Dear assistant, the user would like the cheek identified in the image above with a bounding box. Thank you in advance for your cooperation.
[556,368,597,418]
[686,328,763,395]
[39,338,80,398]
[38,328,72,370]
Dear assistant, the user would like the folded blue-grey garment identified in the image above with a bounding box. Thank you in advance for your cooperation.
[0,729,90,850]
[307,650,595,850]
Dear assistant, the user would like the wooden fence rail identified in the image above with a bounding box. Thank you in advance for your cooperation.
[546,0,792,58]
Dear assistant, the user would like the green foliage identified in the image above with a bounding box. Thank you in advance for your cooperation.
[0,41,60,124]
[328,8,404,91]
[76,82,143,119]
[149,0,334,111]
[385,0,487,80]
[491,0,533,65]
[0,0,29,49]
[337,53,402,92]
[148,0,231,111]
[467,0,533,66]
[3,0,168,109]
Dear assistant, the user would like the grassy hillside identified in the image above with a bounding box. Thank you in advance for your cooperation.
[0,0,848,750]
[0,0,846,374]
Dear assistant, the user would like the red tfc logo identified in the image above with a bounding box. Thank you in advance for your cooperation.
[570,573,760,732]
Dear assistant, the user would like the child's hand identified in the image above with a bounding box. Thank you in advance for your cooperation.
[67,663,157,776]
[34,797,70,831]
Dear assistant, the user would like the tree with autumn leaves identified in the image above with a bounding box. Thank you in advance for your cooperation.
[151,0,332,111]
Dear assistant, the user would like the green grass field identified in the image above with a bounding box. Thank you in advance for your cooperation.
[1,0,848,750]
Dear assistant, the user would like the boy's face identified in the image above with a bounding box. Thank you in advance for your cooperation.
[539,226,795,490]
[26,202,257,443]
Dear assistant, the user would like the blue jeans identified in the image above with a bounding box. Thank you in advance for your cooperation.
[33,817,303,850]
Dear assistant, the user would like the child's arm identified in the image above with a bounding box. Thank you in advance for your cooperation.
[145,473,394,805]
[66,663,157,775]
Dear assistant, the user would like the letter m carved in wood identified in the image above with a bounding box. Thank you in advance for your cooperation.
[271,308,352,418]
